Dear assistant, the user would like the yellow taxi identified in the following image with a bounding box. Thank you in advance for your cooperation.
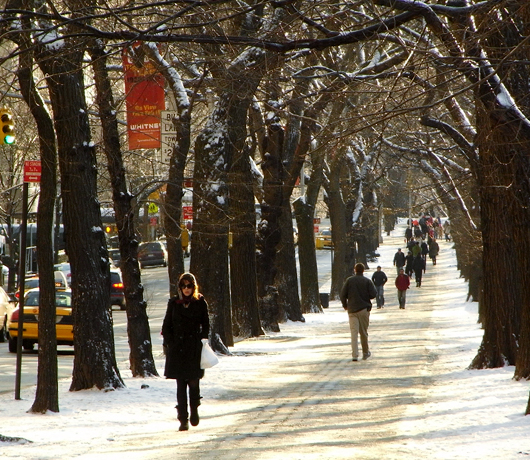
[315,228,333,249]
[7,288,73,353]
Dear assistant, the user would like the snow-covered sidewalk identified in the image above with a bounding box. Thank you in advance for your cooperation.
[0,220,529,459]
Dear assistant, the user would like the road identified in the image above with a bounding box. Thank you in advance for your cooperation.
[0,250,333,396]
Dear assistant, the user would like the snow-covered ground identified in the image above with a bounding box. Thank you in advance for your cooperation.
[1,220,529,459]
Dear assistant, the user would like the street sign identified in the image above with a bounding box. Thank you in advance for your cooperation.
[182,205,193,220]
[24,160,41,183]
[161,111,177,163]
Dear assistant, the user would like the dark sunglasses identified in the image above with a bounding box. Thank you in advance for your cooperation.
[180,283,194,289]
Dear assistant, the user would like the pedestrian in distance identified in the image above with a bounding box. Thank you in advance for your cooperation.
[393,248,406,275]
[340,263,377,362]
[405,250,414,278]
[162,272,210,432]
[421,240,429,261]
[395,268,410,309]
[371,266,388,309]
[412,254,426,287]
[404,227,413,243]
[429,238,440,265]
[411,240,422,257]
[443,220,451,241]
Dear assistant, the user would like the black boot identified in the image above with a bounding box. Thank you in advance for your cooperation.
[190,399,201,426]
[176,405,189,431]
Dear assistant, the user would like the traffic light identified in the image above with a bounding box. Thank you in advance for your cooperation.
[0,108,15,145]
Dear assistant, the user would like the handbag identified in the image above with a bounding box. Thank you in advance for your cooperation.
[200,339,219,369]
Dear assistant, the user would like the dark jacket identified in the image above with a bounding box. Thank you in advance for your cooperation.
[340,274,377,313]
[393,251,406,267]
[412,255,426,273]
[371,271,388,287]
[162,295,210,380]
[405,254,414,270]
[429,241,439,259]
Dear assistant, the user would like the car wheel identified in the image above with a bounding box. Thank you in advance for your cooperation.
[23,341,34,351]
[120,302,126,311]
[163,260,167,267]
[8,337,17,353]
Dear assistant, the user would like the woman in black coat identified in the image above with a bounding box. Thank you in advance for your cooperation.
[162,272,210,431]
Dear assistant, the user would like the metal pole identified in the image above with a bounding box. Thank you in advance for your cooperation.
[15,182,28,400]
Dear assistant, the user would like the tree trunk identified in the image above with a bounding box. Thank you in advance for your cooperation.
[229,145,263,338]
[325,159,351,299]
[39,48,124,390]
[293,198,322,314]
[18,46,60,413]
[469,102,521,370]
[191,106,232,350]
[256,123,284,331]
[276,204,304,322]
[90,44,158,377]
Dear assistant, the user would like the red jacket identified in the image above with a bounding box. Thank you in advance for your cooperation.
[395,274,410,291]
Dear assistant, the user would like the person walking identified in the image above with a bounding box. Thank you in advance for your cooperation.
[393,248,406,275]
[405,250,414,278]
[412,254,426,287]
[429,238,440,265]
[395,268,410,309]
[404,227,413,243]
[162,272,210,432]
[443,220,451,241]
[411,240,422,257]
[340,263,377,362]
[371,266,388,309]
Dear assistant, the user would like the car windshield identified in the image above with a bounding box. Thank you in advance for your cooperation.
[25,278,40,289]
[25,290,72,307]
[140,242,162,252]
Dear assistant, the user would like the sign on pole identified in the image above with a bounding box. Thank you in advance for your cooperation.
[160,110,177,164]
[24,160,41,183]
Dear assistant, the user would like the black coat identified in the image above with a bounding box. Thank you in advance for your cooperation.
[162,296,210,380]
[393,251,406,267]
[405,254,414,271]
[412,255,426,274]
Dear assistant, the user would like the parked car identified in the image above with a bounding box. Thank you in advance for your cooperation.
[137,241,168,269]
[0,286,14,342]
[110,269,125,310]
[315,228,333,249]
[7,288,73,352]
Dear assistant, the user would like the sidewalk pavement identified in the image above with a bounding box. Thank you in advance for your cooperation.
[144,222,471,460]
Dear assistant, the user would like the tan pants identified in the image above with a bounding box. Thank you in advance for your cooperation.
[348,308,370,360]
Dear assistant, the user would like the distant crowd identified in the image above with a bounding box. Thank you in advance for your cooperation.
[373,214,451,309]
[339,215,450,362]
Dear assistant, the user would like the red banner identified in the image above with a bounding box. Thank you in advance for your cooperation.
[123,45,165,150]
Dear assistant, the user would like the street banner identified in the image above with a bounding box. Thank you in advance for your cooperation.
[123,45,165,150]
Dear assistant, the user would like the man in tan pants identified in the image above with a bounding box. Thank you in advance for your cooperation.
[340,263,377,361]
